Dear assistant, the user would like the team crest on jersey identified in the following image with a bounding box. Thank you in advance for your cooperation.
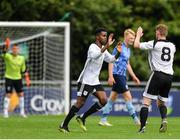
[83,91,88,96]
[77,91,82,96]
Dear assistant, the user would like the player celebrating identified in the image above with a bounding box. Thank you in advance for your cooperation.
[134,24,176,133]
[1,38,30,118]
[59,27,122,133]
[99,29,140,126]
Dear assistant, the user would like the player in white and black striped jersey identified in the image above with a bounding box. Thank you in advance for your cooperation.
[134,24,176,133]
[59,27,122,133]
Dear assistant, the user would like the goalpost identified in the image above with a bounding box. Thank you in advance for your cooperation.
[0,22,70,115]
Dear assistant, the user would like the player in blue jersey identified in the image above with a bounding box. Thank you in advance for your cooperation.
[99,29,141,126]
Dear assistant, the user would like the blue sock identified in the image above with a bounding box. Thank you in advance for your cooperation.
[101,99,114,122]
[125,100,137,119]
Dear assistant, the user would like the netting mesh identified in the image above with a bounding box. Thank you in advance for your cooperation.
[0,23,69,115]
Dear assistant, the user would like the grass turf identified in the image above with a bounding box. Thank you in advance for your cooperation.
[0,115,180,139]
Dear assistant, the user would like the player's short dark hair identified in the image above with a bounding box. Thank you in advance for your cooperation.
[95,27,107,36]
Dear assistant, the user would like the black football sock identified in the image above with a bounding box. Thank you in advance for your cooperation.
[140,105,149,129]
[61,105,79,127]
[82,102,102,120]
[158,105,167,119]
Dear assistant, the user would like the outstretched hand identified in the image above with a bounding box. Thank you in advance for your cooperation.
[133,76,141,86]
[108,77,116,86]
[136,27,143,37]
[116,41,122,53]
[5,38,10,50]
[107,33,115,48]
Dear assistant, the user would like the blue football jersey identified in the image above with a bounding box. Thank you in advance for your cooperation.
[112,43,130,76]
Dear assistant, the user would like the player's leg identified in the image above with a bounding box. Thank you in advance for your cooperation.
[14,79,26,118]
[99,91,118,126]
[3,78,13,118]
[139,97,151,133]
[60,96,86,132]
[77,85,107,131]
[157,72,173,133]
[122,91,140,125]
[139,72,158,133]
[79,91,107,120]
[99,74,127,126]
[17,92,27,118]
[157,99,168,133]
[59,83,89,132]
[3,94,11,118]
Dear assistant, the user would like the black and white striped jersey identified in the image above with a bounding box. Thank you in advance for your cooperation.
[140,40,176,75]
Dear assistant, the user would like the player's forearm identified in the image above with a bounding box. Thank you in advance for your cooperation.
[2,46,8,53]
[1,46,9,55]
[134,27,143,48]
[127,63,136,78]
[108,63,114,78]
[101,45,108,53]
[107,52,120,63]
[24,71,31,87]
[134,36,141,48]
[114,51,121,59]
[4,38,10,52]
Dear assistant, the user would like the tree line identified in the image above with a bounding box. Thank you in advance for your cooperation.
[0,0,179,81]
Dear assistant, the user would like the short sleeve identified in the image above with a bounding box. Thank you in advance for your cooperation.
[112,47,118,55]
[140,40,154,50]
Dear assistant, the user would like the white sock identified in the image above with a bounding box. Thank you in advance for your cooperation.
[4,97,10,115]
[19,97,25,115]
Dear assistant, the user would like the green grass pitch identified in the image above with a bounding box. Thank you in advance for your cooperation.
[0,115,180,139]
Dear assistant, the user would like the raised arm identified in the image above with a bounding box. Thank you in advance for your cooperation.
[104,41,122,63]
[114,41,122,59]
[101,33,115,53]
[1,38,10,57]
[134,27,143,49]
[4,38,11,52]
[89,33,116,59]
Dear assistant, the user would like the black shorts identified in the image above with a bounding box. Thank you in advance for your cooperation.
[5,78,23,94]
[112,74,129,94]
[77,82,104,98]
[143,71,173,102]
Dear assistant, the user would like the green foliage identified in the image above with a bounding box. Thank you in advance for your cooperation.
[130,49,150,80]
[0,0,179,81]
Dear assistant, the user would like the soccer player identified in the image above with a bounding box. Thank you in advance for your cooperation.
[1,38,30,118]
[59,27,122,133]
[98,29,140,126]
[134,24,176,133]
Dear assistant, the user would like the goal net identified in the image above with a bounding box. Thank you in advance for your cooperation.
[0,22,70,115]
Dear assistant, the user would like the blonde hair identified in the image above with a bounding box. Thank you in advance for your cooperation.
[124,29,135,37]
[155,24,168,36]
